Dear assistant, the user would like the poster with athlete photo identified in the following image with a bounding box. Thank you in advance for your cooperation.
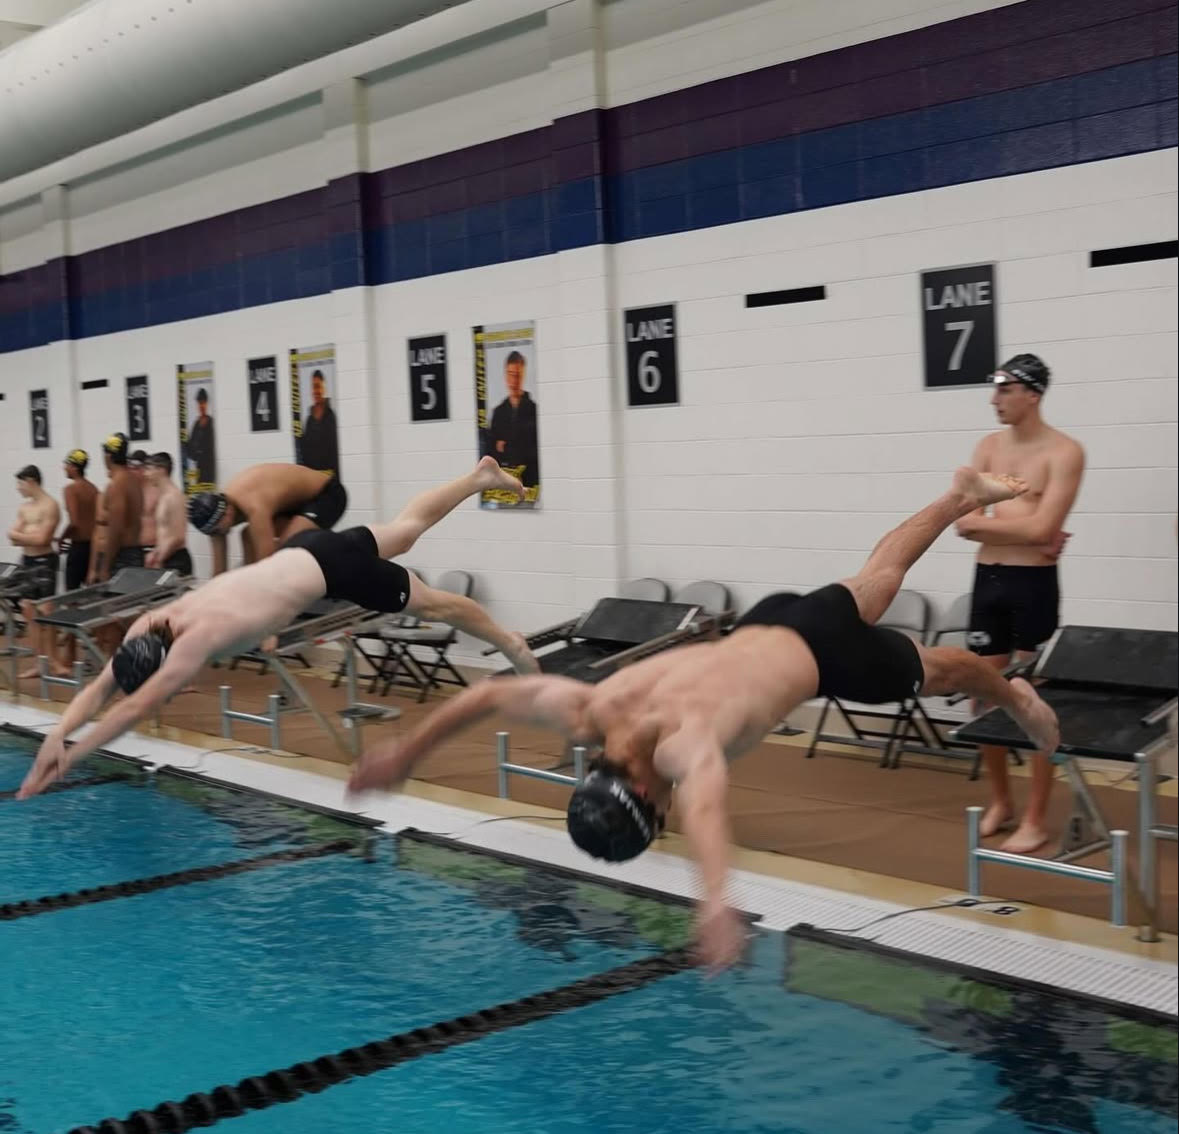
[473,320,540,510]
[177,361,217,495]
[290,344,340,477]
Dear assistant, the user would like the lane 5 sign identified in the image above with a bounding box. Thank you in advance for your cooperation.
[408,334,449,422]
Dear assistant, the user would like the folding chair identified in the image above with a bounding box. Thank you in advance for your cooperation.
[377,570,474,702]
[675,580,733,615]
[619,577,670,602]
[886,593,992,777]
[330,567,424,693]
[805,589,931,765]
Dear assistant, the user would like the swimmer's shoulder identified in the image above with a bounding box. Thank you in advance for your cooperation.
[1046,426,1084,459]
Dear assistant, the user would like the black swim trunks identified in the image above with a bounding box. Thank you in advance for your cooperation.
[18,552,59,601]
[734,583,925,703]
[162,548,194,576]
[280,476,348,533]
[285,526,411,614]
[968,563,1059,657]
[64,540,91,591]
[111,546,146,572]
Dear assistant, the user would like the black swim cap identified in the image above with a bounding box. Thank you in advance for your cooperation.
[993,353,1050,395]
[566,760,660,863]
[112,628,172,695]
[188,491,229,535]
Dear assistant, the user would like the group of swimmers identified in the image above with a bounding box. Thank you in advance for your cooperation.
[13,354,1079,970]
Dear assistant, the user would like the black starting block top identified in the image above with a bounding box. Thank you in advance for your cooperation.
[957,625,1177,760]
[573,598,699,647]
[37,568,185,628]
[1037,625,1177,691]
[508,597,703,683]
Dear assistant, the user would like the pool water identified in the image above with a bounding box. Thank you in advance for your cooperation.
[0,730,1175,1134]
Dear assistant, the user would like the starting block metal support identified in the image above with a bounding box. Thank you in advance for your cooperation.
[1055,754,1113,863]
[220,686,284,750]
[496,731,586,799]
[219,632,400,759]
[335,636,401,757]
[967,805,1130,927]
[38,656,88,700]
[0,606,31,698]
[1135,742,1178,944]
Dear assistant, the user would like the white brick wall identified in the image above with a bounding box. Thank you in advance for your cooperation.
[1,1,1176,665]
[2,148,1176,655]
[614,149,1179,632]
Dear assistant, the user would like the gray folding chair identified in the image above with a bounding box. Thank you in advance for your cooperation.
[618,577,670,602]
[378,570,474,701]
[888,591,1016,778]
[675,580,732,614]
[331,567,426,692]
[930,592,973,650]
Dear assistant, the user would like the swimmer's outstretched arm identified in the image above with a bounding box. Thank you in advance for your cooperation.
[349,675,596,793]
[17,636,209,799]
[653,732,745,972]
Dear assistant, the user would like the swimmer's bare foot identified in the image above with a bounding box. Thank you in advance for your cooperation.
[1009,677,1060,754]
[502,632,540,675]
[474,455,525,501]
[1000,821,1051,855]
[979,801,1015,838]
[951,466,1027,509]
[17,666,40,681]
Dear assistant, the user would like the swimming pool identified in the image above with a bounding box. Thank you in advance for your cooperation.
[1,725,1175,1134]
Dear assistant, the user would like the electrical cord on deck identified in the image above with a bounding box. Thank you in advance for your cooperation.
[427,813,569,839]
[813,897,1019,939]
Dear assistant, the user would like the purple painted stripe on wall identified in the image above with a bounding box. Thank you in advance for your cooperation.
[612,0,1172,138]
[68,187,328,297]
[607,6,1171,173]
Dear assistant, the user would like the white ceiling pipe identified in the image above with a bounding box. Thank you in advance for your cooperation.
[0,0,549,211]
[0,0,475,184]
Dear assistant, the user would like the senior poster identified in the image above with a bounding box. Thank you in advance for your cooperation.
[473,321,540,510]
[177,361,217,494]
[290,343,340,477]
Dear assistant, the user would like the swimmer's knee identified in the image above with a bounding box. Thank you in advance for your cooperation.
[916,644,971,695]
[403,575,443,620]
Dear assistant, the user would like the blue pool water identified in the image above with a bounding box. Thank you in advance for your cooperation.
[0,730,1175,1134]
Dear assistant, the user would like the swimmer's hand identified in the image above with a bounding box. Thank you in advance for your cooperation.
[259,635,278,654]
[1037,530,1071,562]
[145,547,161,568]
[348,740,415,795]
[694,901,745,974]
[17,732,70,799]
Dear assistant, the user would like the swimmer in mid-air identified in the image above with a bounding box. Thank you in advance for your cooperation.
[350,468,1060,971]
[19,459,539,799]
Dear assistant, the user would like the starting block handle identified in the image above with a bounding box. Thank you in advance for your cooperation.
[1142,696,1177,727]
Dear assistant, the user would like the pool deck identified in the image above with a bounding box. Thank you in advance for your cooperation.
[3,688,1175,1018]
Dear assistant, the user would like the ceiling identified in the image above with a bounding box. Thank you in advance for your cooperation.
[0,0,90,52]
